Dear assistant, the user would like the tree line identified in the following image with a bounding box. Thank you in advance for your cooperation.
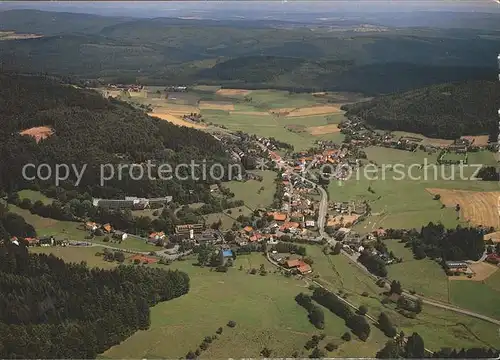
[0,73,240,205]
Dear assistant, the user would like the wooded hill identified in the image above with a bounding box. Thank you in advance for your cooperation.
[342,80,500,139]
[1,10,499,95]
[0,73,235,203]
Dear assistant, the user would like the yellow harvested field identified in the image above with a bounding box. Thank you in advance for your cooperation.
[147,112,206,129]
[484,231,500,243]
[216,88,251,96]
[307,124,341,136]
[199,101,235,111]
[461,135,489,146]
[229,111,270,116]
[449,262,498,281]
[425,188,500,229]
[19,126,54,143]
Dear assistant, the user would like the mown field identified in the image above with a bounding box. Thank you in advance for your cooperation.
[337,147,498,232]
[449,275,500,321]
[28,243,500,358]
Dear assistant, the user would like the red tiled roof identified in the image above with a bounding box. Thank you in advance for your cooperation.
[298,264,312,274]
[286,259,302,268]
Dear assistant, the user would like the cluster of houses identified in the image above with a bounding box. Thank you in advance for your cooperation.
[340,116,489,155]
[445,261,472,275]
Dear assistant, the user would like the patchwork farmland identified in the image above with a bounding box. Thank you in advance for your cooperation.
[112,86,356,151]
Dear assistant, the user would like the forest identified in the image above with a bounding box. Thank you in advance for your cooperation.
[342,80,500,139]
[0,73,237,205]
[0,239,190,358]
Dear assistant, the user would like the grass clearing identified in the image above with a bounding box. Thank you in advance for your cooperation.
[203,206,252,230]
[335,146,498,232]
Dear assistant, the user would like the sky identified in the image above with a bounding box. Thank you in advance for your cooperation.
[1,0,500,18]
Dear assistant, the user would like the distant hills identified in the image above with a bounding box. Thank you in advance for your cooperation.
[342,80,500,139]
[0,9,499,95]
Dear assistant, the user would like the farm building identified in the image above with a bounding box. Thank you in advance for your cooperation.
[445,261,469,273]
